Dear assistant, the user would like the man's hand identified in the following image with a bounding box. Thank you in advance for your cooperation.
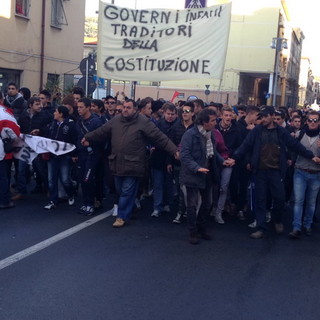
[312,156,320,163]
[287,159,293,166]
[223,158,235,167]
[72,157,78,163]
[167,164,173,174]
[81,138,89,147]
[246,123,255,130]
[30,129,40,135]
[198,168,209,174]
[174,151,180,160]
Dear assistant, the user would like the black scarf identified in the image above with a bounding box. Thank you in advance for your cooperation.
[305,127,320,137]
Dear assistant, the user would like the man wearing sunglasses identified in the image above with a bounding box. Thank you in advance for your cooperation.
[289,111,320,239]
[104,95,117,120]
[170,102,195,224]
[233,106,320,239]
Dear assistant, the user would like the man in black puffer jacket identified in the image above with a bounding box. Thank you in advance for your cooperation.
[150,102,178,218]
[4,82,27,121]
[44,106,77,210]
[12,97,52,200]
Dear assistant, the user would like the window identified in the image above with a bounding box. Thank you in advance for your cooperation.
[51,0,67,28]
[16,0,30,17]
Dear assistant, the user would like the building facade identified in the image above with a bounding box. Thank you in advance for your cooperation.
[298,57,314,107]
[0,0,85,95]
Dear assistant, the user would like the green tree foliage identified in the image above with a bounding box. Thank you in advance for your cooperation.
[85,17,98,38]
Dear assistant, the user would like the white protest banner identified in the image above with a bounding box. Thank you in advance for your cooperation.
[97,2,231,81]
[13,135,76,164]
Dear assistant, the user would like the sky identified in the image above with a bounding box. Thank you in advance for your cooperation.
[85,0,320,75]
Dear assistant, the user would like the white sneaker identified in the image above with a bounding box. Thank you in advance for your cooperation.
[85,206,94,216]
[112,204,118,217]
[44,201,56,210]
[163,205,170,213]
[172,213,183,224]
[215,212,225,224]
[237,211,245,220]
[135,198,141,210]
[151,210,160,218]
[248,220,257,228]
[210,206,217,217]
[266,211,271,223]
[68,196,75,206]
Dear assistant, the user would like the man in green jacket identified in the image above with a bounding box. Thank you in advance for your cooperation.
[82,99,178,227]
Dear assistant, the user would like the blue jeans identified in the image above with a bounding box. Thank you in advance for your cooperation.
[152,168,174,212]
[216,167,233,215]
[114,176,139,220]
[48,155,74,203]
[292,168,320,230]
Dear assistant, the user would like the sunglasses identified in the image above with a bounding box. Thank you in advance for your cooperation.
[182,109,192,113]
[115,109,122,113]
[307,118,319,123]
[105,101,115,104]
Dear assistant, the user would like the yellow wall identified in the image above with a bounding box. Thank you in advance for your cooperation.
[0,0,85,93]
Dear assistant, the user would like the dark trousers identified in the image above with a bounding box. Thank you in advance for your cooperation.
[255,169,285,231]
[33,155,48,191]
[94,155,105,202]
[174,166,186,214]
[77,153,99,207]
[285,165,294,202]
[0,159,12,205]
[230,163,250,211]
[186,178,213,234]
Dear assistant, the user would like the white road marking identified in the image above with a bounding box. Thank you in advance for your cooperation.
[0,210,113,271]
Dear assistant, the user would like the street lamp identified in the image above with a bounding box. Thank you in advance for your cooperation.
[270,37,288,107]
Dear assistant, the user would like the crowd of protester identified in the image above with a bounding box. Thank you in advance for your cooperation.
[1,82,320,244]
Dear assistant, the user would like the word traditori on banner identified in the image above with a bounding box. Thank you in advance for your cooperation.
[97,1,232,81]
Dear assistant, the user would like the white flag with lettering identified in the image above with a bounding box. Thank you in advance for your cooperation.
[97,2,231,81]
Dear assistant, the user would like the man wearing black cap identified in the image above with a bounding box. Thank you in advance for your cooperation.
[233,106,320,239]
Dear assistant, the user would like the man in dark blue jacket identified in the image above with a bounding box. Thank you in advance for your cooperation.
[233,106,320,239]
[44,106,77,210]
[150,102,178,217]
[74,98,103,216]
[180,108,233,245]
[13,97,52,200]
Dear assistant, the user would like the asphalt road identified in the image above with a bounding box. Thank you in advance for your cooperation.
[1,193,320,320]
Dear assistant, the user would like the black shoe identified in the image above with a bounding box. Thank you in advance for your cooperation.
[305,228,312,236]
[197,226,212,240]
[0,202,15,209]
[78,206,87,214]
[199,232,212,240]
[31,185,43,194]
[288,230,301,239]
[189,233,199,245]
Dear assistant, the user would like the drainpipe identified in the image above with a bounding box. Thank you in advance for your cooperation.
[40,0,46,91]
